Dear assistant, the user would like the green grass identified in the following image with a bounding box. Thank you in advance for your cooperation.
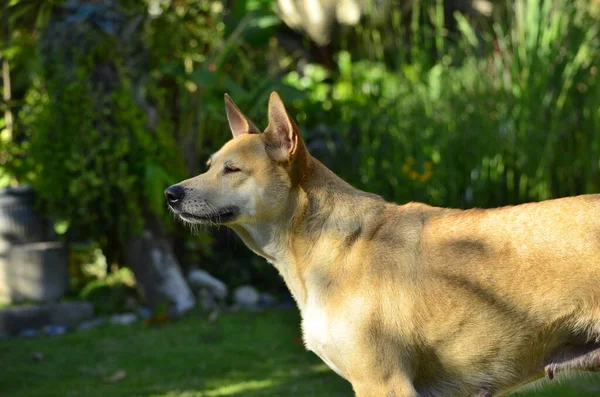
[0,309,598,396]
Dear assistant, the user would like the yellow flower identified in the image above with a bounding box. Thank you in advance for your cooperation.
[420,170,433,183]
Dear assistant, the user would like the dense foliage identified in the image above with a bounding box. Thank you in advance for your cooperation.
[290,0,600,208]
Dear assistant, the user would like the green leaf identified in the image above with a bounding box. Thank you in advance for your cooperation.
[455,13,478,48]
[223,77,247,98]
[144,160,175,217]
[249,15,279,29]
[187,70,217,89]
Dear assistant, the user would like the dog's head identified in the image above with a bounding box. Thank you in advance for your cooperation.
[165,92,310,226]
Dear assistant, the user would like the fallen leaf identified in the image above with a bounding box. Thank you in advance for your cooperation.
[144,314,170,326]
[103,369,127,383]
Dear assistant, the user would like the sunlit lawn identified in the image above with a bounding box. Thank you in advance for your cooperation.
[0,309,598,396]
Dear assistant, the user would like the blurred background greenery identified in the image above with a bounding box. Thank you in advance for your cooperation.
[3,0,599,298]
[2,0,600,395]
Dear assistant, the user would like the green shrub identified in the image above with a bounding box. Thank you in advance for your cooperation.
[79,267,137,315]
[16,5,186,263]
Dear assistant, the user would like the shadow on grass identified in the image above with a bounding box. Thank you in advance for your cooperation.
[142,363,350,397]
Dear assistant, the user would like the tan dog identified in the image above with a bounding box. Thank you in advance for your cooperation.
[165,92,600,397]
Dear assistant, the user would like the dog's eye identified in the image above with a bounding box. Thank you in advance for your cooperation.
[224,165,241,174]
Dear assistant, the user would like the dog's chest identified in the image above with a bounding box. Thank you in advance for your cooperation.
[301,299,348,379]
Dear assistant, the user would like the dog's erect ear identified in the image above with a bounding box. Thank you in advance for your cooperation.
[224,94,260,138]
[265,91,299,161]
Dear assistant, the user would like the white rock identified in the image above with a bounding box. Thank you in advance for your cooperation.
[110,313,137,325]
[188,269,228,299]
[234,286,260,308]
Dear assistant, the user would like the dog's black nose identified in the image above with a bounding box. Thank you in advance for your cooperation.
[165,185,185,204]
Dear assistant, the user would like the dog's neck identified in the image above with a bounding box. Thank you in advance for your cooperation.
[230,157,385,308]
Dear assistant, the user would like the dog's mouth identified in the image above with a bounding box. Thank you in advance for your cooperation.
[175,206,239,224]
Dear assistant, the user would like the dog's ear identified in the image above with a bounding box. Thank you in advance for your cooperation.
[224,93,260,137]
[265,91,299,162]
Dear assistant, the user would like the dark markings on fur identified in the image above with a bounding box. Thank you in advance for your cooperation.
[304,194,335,232]
[367,218,387,241]
[313,267,335,293]
[436,272,526,321]
[444,239,488,257]
[344,225,362,247]
[367,320,397,383]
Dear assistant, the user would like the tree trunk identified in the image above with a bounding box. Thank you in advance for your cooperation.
[126,214,195,316]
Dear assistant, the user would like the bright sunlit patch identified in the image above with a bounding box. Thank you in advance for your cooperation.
[203,379,277,396]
